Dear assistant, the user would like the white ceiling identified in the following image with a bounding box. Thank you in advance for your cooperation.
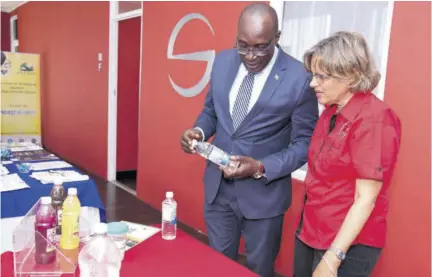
[1,1,26,13]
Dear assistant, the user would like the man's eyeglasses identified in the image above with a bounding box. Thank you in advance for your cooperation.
[236,38,273,57]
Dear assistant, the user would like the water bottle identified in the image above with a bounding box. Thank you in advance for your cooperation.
[78,223,122,277]
[161,191,177,240]
[191,140,239,168]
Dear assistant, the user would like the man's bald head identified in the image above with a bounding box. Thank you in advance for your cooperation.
[238,3,279,36]
[236,3,280,73]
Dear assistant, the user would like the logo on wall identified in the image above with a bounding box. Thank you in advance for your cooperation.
[167,13,215,98]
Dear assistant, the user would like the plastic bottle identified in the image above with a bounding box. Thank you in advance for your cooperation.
[161,191,177,240]
[107,222,129,261]
[191,140,239,168]
[50,179,66,235]
[60,187,81,250]
[35,196,57,264]
[78,223,122,277]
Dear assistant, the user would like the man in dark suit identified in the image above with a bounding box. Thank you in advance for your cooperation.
[180,3,318,276]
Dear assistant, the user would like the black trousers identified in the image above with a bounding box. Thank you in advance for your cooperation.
[293,236,382,277]
[204,178,284,277]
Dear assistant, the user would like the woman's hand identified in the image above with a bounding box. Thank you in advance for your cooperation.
[312,251,341,277]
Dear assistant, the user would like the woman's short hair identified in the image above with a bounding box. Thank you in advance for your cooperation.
[303,31,381,92]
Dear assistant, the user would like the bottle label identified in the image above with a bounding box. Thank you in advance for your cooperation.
[57,209,63,226]
[46,227,56,252]
[62,212,80,239]
[208,147,230,167]
[162,206,177,224]
[73,216,80,238]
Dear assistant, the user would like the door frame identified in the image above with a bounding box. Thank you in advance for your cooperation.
[107,1,143,182]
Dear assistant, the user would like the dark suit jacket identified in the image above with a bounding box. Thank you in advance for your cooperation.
[194,48,318,219]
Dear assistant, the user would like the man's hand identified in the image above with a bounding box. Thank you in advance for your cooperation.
[180,128,202,154]
[220,156,260,179]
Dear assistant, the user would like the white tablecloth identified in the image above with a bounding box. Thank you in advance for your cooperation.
[1,206,101,254]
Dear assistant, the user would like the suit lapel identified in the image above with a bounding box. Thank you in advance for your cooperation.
[233,50,287,134]
[219,53,241,134]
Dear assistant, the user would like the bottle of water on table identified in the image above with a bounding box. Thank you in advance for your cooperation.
[161,191,177,240]
[191,140,239,168]
[78,223,122,277]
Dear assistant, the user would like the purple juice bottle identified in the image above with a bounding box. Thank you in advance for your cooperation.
[35,196,57,264]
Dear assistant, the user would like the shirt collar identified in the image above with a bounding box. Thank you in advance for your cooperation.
[337,92,371,121]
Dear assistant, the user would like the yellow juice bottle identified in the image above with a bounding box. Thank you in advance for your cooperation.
[60,187,81,249]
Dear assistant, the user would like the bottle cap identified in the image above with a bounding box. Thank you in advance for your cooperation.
[53,179,63,185]
[41,196,52,205]
[191,139,198,147]
[166,191,174,198]
[68,187,77,195]
[107,222,129,235]
[93,223,108,235]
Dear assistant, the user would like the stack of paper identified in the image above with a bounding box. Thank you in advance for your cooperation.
[29,161,72,171]
[30,170,89,184]
[9,145,43,152]
[0,174,30,192]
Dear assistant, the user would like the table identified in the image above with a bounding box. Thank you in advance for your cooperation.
[1,150,106,253]
[1,230,259,277]
[1,159,105,220]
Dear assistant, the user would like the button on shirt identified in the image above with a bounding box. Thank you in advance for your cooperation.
[297,92,402,250]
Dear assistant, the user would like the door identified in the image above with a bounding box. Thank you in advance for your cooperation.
[108,1,142,192]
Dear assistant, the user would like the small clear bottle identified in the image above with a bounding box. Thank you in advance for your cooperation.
[191,140,238,168]
[161,191,177,240]
[78,223,122,277]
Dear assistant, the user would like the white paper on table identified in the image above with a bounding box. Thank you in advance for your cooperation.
[9,145,43,152]
[0,165,9,176]
[0,174,30,192]
[29,161,72,171]
[121,221,161,251]
[30,170,89,184]
[1,142,38,147]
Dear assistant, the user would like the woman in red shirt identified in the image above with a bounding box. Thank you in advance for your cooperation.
[294,31,402,277]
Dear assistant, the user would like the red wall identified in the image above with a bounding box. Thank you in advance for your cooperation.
[116,17,140,172]
[372,2,431,276]
[13,1,431,276]
[138,2,431,277]
[1,12,11,51]
[15,2,109,178]
[138,1,255,232]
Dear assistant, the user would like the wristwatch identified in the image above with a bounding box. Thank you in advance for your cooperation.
[329,246,346,261]
[253,161,264,179]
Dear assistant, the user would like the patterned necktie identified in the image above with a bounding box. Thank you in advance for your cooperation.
[232,72,255,130]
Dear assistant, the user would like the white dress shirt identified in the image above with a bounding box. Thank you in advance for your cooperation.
[229,46,279,115]
[195,47,279,141]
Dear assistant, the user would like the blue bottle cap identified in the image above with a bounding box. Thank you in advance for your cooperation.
[107,222,129,235]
